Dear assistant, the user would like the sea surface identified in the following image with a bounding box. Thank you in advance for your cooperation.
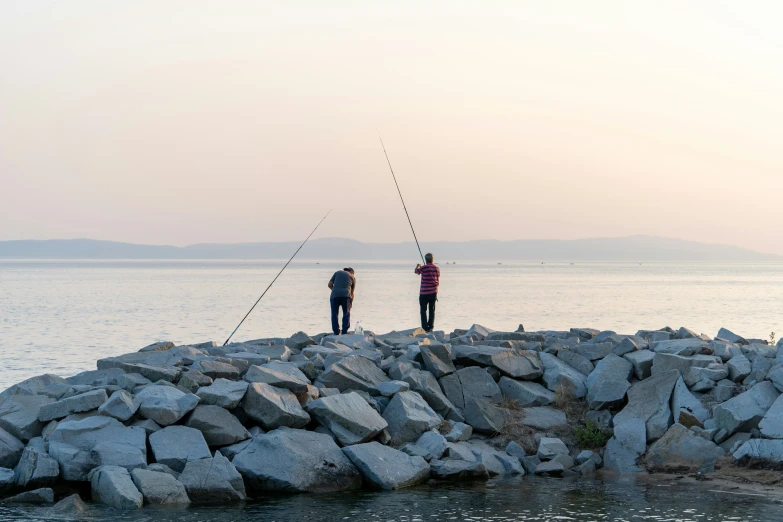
[1,260,782,390]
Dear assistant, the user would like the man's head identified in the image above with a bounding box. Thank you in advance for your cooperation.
[425,253,434,264]
[343,267,355,274]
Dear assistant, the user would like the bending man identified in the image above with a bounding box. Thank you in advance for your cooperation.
[328,267,355,335]
[415,253,440,332]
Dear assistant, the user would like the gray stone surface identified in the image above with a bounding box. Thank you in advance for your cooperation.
[135,385,200,426]
[733,439,783,462]
[184,405,251,446]
[557,349,594,376]
[0,395,54,441]
[98,390,141,421]
[14,446,59,488]
[420,344,456,378]
[195,378,249,409]
[306,392,389,446]
[430,459,489,481]
[539,352,587,398]
[0,467,14,495]
[0,427,24,469]
[443,422,472,442]
[178,453,247,503]
[4,487,54,504]
[645,423,724,472]
[245,362,311,393]
[343,442,430,490]
[38,389,108,423]
[671,377,710,427]
[382,391,442,446]
[534,460,564,476]
[233,427,362,493]
[241,382,310,430]
[613,369,679,441]
[130,468,190,505]
[521,407,567,430]
[727,355,752,382]
[717,328,747,345]
[652,354,721,377]
[189,360,241,380]
[402,369,462,422]
[537,437,569,460]
[463,399,505,433]
[372,381,410,397]
[603,418,646,473]
[416,431,448,460]
[759,394,783,439]
[623,350,655,380]
[149,426,211,472]
[315,355,390,392]
[649,339,707,356]
[498,377,554,407]
[439,367,502,410]
[90,465,143,510]
[714,381,779,436]
[573,342,613,361]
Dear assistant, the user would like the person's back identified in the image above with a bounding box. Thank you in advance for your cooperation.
[329,269,355,299]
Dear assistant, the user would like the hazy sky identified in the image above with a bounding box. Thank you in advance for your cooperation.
[2,1,783,253]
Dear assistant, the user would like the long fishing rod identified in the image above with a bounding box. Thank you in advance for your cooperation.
[222,209,332,346]
[377,131,425,264]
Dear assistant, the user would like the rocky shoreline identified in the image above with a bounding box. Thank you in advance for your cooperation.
[1,324,782,510]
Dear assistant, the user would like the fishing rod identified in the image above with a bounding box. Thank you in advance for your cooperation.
[377,131,425,264]
[222,209,332,346]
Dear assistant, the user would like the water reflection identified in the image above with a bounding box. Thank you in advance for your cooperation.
[1,476,781,522]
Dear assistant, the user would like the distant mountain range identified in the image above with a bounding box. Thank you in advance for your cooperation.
[0,236,780,262]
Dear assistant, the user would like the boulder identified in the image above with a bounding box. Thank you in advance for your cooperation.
[733,439,783,462]
[98,390,141,421]
[178,453,246,503]
[713,381,779,436]
[90,465,143,510]
[539,352,587,398]
[415,431,448,460]
[148,426,211,472]
[382,391,442,446]
[573,342,613,361]
[463,399,505,433]
[130,468,190,505]
[623,350,655,380]
[195,379,249,410]
[603,418,646,473]
[14,446,59,488]
[439,367,503,410]
[184,405,251,446]
[314,356,390,392]
[420,344,456,378]
[534,461,564,476]
[241,382,310,430]
[306,392,388,446]
[716,328,747,345]
[498,378,554,407]
[613,369,679,441]
[520,407,567,430]
[670,377,709,428]
[48,416,147,481]
[537,437,569,460]
[613,337,641,356]
[372,381,410,397]
[651,354,721,377]
[0,427,24,469]
[135,385,200,426]
[233,427,362,493]
[758,395,783,439]
[585,354,632,410]
[245,362,311,393]
[190,360,241,380]
[0,395,55,441]
[4,487,54,504]
[645,423,724,473]
[343,442,430,489]
[557,349,594,376]
[51,493,89,514]
[649,339,707,356]
[401,369,462,421]
[0,467,13,495]
[727,355,752,382]
[430,459,489,481]
[443,422,472,442]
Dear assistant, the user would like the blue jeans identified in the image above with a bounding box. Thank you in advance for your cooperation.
[330,297,352,335]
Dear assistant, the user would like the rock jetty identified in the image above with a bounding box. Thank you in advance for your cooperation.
[1,324,782,509]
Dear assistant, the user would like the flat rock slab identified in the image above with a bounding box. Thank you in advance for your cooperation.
[733,439,783,462]
[306,392,388,446]
[4,487,55,504]
[521,407,567,430]
[130,469,190,505]
[195,379,249,410]
[90,465,143,510]
[498,378,554,407]
[343,442,430,490]
[241,382,310,430]
[184,405,251,446]
[382,391,442,446]
[430,459,489,481]
[149,426,211,473]
[178,453,247,503]
[233,427,362,493]
[420,344,456,378]
[439,367,503,410]
[645,423,724,473]
[463,399,505,434]
[98,390,141,422]
[38,389,108,423]
[714,381,779,436]
[245,362,312,393]
[135,385,200,426]
[539,353,587,398]
[613,369,679,442]
[314,356,390,393]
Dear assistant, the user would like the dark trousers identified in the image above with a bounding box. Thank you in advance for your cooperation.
[419,293,437,331]
[330,297,352,335]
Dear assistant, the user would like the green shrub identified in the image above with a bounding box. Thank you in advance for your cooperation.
[573,421,611,449]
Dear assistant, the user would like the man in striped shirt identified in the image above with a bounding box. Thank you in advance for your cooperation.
[414,252,440,332]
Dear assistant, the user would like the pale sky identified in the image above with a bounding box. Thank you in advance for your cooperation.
[2,1,783,254]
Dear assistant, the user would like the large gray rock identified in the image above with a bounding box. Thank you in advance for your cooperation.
[420,344,456,378]
[178,453,246,503]
[539,352,587,398]
[733,439,783,462]
[0,468,16,495]
[98,390,141,421]
[623,350,655,380]
[306,392,388,446]
[452,347,543,380]
[149,426,211,472]
[191,359,242,380]
[758,394,783,439]
[184,405,251,446]
[557,349,594,376]
[130,468,190,505]
[90,465,143,510]
[135,385,200,426]
[585,354,632,410]
[38,389,108,422]
[0,427,24,469]
[671,377,709,427]
[716,328,747,345]
[382,391,442,446]
[727,354,752,382]
[645,423,724,473]
[649,339,707,356]
[713,381,779,436]
[314,355,390,392]
[48,416,147,481]
[233,427,362,493]
[415,430,448,460]
[439,367,503,410]
[241,382,310,430]
[498,377,554,407]
[195,378,249,409]
[430,459,489,481]
[245,362,312,393]
[343,442,430,490]
[603,418,646,473]
[463,399,505,434]
[652,354,721,377]
[4,487,54,504]
[520,407,567,430]
[537,437,569,460]
[573,342,613,361]
[613,369,679,441]
[402,369,462,421]
[14,446,59,488]
[0,394,55,441]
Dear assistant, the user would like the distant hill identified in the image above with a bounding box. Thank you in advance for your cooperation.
[0,236,780,262]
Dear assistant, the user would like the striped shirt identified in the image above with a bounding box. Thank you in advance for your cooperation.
[415,263,440,295]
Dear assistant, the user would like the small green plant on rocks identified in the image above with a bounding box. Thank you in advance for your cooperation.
[771,332,776,345]
[573,420,612,449]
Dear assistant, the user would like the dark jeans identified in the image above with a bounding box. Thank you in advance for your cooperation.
[330,297,352,335]
[419,293,437,331]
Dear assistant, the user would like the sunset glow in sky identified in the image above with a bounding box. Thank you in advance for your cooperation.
[2,1,782,253]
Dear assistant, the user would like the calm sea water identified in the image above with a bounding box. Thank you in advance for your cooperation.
[1,260,782,391]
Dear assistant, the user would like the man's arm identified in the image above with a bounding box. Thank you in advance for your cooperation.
[350,277,356,299]
[415,264,422,274]
[328,274,335,289]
